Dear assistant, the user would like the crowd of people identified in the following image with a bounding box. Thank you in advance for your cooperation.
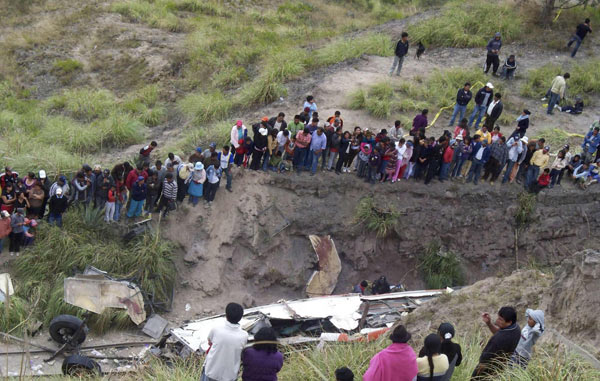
[200,302,545,381]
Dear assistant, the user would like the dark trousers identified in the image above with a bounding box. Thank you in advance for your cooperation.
[234,152,244,166]
[482,157,501,181]
[204,181,219,202]
[550,168,561,187]
[485,53,500,74]
[250,149,264,170]
[414,162,428,180]
[484,116,498,130]
[293,147,308,172]
[335,151,346,172]
[9,232,24,253]
[424,160,441,184]
[157,197,176,217]
[176,177,187,202]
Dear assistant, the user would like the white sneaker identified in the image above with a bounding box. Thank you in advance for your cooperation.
[541,97,547,101]
[15,253,19,257]
[9,252,14,256]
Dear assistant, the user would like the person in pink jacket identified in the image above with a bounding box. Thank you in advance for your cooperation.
[363,324,418,381]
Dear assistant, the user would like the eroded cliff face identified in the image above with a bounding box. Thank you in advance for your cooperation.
[162,169,600,322]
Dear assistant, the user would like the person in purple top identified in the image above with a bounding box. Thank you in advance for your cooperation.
[242,327,283,381]
[410,109,428,136]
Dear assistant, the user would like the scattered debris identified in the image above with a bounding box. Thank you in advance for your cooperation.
[142,314,169,339]
[170,288,452,354]
[63,267,146,325]
[306,235,342,297]
[0,273,14,302]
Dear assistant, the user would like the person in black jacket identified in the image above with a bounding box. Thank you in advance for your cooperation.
[268,112,287,132]
[389,32,409,76]
[483,93,503,130]
[425,137,446,185]
[419,323,462,381]
[471,306,521,380]
[468,83,494,129]
[484,32,502,75]
[48,188,68,228]
[567,18,592,58]
[251,121,269,170]
[449,83,472,126]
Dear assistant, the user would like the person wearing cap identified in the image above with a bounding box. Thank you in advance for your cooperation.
[48,187,68,228]
[50,176,70,198]
[502,135,525,184]
[268,112,287,131]
[567,18,592,58]
[525,146,550,189]
[547,73,570,115]
[251,119,269,171]
[157,172,178,217]
[186,162,206,206]
[202,142,217,160]
[363,324,418,381]
[203,161,222,207]
[581,126,600,164]
[483,93,503,130]
[449,83,472,127]
[303,95,317,120]
[188,147,203,165]
[0,210,11,256]
[231,120,248,154]
[484,32,502,75]
[126,176,147,218]
[469,83,494,129]
[8,208,25,256]
[390,31,410,76]
[138,141,158,167]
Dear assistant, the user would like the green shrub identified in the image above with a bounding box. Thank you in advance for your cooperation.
[515,192,536,228]
[47,88,116,122]
[52,58,83,74]
[419,241,465,289]
[179,91,233,125]
[408,0,523,47]
[95,112,145,148]
[354,196,400,237]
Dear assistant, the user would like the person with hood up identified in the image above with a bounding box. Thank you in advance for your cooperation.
[511,309,544,368]
[363,324,418,381]
[186,162,206,207]
[484,32,502,75]
[357,141,372,178]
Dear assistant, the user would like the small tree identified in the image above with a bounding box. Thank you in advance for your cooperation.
[541,0,599,26]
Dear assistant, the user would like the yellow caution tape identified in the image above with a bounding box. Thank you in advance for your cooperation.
[553,9,562,23]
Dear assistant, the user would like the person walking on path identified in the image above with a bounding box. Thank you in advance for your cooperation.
[547,73,570,115]
[468,83,494,129]
[484,32,502,75]
[567,18,592,57]
[390,32,409,76]
[449,83,472,127]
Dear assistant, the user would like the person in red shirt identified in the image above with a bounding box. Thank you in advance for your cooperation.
[125,165,143,190]
[491,125,503,143]
[530,168,550,193]
[105,184,117,223]
[440,140,455,181]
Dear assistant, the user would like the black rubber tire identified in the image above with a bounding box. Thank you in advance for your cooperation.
[49,314,87,345]
[61,355,101,376]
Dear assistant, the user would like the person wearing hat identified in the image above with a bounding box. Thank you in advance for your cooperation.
[525,145,550,190]
[484,32,502,75]
[126,176,146,219]
[363,324,418,381]
[49,175,70,198]
[0,210,11,256]
[48,187,67,228]
[250,119,269,171]
[468,83,494,129]
[9,208,25,256]
[202,142,218,160]
[185,162,206,206]
[188,147,204,165]
[502,135,526,184]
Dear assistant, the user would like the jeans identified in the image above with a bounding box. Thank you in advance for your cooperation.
[568,34,582,57]
[502,160,517,183]
[0,237,4,253]
[327,151,339,170]
[367,166,377,184]
[294,147,308,172]
[204,181,219,202]
[321,148,329,169]
[549,168,561,187]
[114,200,123,221]
[145,194,156,213]
[189,195,201,206]
[467,158,484,185]
[304,147,313,170]
[502,66,515,80]
[450,158,465,177]
[525,165,540,189]
[48,212,63,228]
[439,162,451,181]
[105,201,115,221]
[547,92,560,114]
[222,167,232,190]
[262,151,271,171]
[389,55,405,75]
[468,104,487,128]
[449,104,467,126]
[250,150,264,170]
[310,151,322,174]
[127,199,144,218]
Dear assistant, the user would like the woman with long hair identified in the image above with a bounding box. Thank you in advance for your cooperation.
[241,327,283,381]
[416,333,449,380]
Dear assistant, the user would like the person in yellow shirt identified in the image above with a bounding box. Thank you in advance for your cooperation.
[525,146,550,189]
[416,334,449,380]
[475,126,492,145]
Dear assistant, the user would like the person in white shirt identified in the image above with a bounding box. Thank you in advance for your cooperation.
[164,152,182,168]
[276,130,290,153]
[202,303,248,381]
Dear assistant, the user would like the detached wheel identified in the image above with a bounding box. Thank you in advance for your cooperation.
[62,355,101,376]
[49,315,87,345]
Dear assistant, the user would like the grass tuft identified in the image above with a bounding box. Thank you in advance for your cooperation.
[419,241,465,289]
[354,196,400,237]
